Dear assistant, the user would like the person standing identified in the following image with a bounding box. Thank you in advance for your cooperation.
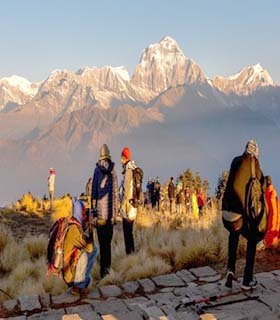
[48,168,56,210]
[176,180,184,215]
[196,188,206,217]
[91,144,119,278]
[184,186,192,214]
[85,177,93,207]
[222,140,266,290]
[120,147,142,255]
[168,177,176,213]
[154,177,161,211]
[146,178,154,209]
[263,176,279,248]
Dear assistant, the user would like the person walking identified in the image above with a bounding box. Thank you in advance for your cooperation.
[120,147,143,255]
[48,168,56,210]
[222,140,266,290]
[91,144,119,278]
[168,177,176,213]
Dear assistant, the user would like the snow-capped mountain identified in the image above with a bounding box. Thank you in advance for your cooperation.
[0,36,279,204]
[131,36,207,93]
[0,75,39,111]
[212,64,275,95]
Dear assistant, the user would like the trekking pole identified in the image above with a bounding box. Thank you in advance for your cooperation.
[0,288,13,300]
[175,289,258,312]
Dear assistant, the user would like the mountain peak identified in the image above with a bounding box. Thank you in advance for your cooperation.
[213,63,275,95]
[131,36,206,92]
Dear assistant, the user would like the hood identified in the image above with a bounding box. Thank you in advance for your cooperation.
[124,160,137,171]
[97,159,115,174]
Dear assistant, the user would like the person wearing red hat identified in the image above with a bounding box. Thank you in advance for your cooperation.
[120,147,138,255]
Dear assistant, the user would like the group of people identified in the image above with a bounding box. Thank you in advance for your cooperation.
[167,177,206,217]
[145,177,161,210]
[47,139,280,296]
[49,145,141,295]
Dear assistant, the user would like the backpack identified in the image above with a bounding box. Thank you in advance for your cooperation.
[245,157,268,239]
[130,167,144,208]
[47,217,78,276]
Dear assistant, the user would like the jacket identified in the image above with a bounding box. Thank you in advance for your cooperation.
[222,153,265,216]
[264,184,279,247]
[92,160,119,222]
[120,160,137,219]
[168,181,176,199]
[63,222,93,284]
[48,174,55,192]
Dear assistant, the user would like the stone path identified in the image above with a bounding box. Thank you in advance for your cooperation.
[1,266,280,319]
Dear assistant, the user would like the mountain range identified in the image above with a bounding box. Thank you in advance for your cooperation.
[0,36,279,204]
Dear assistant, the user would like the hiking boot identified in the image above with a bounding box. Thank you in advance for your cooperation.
[70,287,89,296]
[241,278,258,291]
[225,270,235,288]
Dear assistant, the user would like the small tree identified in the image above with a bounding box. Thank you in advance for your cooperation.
[203,178,210,197]
[194,171,202,191]
[215,170,229,200]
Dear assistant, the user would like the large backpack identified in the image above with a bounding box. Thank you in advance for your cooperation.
[131,167,144,208]
[47,217,78,276]
[245,157,268,239]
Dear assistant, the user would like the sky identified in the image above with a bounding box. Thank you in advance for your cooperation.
[0,0,279,83]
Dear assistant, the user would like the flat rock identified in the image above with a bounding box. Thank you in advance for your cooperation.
[52,292,80,305]
[19,295,41,312]
[91,299,128,315]
[3,299,19,311]
[102,311,143,320]
[148,292,177,305]
[28,309,65,320]
[199,274,221,283]
[39,294,51,309]
[272,269,280,277]
[85,289,101,299]
[123,296,149,309]
[152,274,184,287]
[176,270,197,284]
[189,266,217,278]
[159,287,175,293]
[138,305,165,318]
[122,281,139,294]
[99,285,122,298]
[138,278,156,293]
[200,314,217,320]
[66,304,98,320]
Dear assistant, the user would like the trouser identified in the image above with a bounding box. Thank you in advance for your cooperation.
[123,218,135,255]
[177,204,182,215]
[198,205,203,217]
[169,199,175,213]
[73,245,99,288]
[96,223,113,278]
[186,202,191,214]
[156,199,160,211]
[227,231,257,284]
[49,190,54,209]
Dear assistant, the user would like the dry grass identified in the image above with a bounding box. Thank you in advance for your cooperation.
[0,203,240,302]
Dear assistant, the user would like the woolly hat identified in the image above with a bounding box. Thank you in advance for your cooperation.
[121,147,131,161]
[245,140,259,159]
[99,144,111,161]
